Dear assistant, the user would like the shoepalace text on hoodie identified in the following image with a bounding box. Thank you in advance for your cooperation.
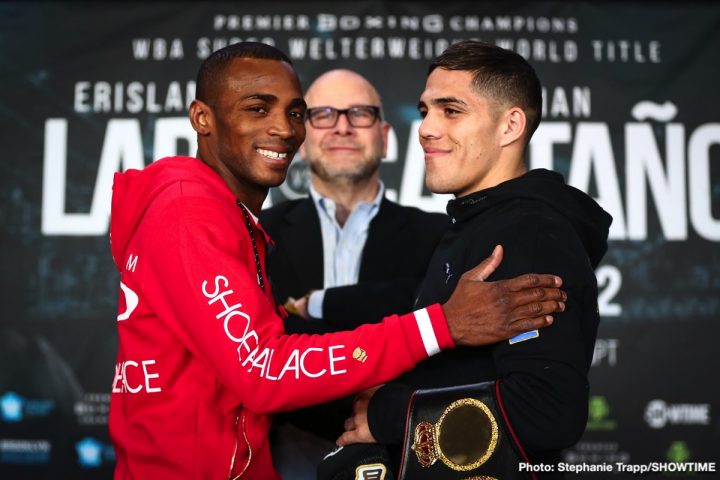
[109,156,454,479]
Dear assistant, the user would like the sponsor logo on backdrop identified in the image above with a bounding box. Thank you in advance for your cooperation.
[74,393,111,425]
[75,437,115,468]
[591,338,619,367]
[0,392,55,423]
[563,441,631,464]
[0,392,23,422]
[0,439,51,465]
[644,400,710,429]
[586,395,618,431]
[275,159,310,201]
[76,437,102,468]
[667,440,692,463]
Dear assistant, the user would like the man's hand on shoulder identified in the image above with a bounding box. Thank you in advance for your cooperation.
[443,245,566,346]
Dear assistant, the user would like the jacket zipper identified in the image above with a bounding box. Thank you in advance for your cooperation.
[228,411,252,479]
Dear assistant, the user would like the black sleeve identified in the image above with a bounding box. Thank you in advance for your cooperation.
[367,383,415,445]
[321,276,421,330]
[488,217,599,453]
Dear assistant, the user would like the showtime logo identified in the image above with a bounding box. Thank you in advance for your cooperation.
[644,400,710,429]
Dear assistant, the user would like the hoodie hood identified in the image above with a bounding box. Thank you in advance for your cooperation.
[447,169,612,268]
[110,156,235,271]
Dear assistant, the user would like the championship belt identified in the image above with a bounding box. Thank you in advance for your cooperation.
[398,381,535,480]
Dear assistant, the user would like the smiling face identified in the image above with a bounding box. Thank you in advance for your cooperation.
[418,68,510,198]
[190,57,306,205]
[300,70,389,186]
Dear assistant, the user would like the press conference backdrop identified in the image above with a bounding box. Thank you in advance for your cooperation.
[1,2,718,478]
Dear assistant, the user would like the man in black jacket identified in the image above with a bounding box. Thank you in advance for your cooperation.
[260,69,449,479]
[337,41,612,478]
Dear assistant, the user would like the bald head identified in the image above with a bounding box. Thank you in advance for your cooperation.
[305,69,383,110]
[300,69,389,195]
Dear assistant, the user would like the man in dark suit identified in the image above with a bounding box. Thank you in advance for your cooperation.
[260,69,449,478]
[261,69,449,334]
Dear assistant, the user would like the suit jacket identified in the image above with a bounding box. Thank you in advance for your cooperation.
[260,195,449,442]
[260,196,450,334]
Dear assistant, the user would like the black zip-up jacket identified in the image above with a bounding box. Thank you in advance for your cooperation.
[368,169,612,469]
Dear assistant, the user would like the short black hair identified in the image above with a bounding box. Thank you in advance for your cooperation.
[196,42,294,104]
[429,40,542,144]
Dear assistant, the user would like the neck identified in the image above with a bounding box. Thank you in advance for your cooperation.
[197,150,268,216]
[457,157,527,198]
[312,173,380,226]
[235,189,267,217]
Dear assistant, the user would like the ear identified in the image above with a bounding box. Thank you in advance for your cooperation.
[499,107,526,148]
[189,99,213,136]
[380,121,390,158]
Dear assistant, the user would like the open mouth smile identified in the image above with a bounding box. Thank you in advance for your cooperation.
[256,148,288,160]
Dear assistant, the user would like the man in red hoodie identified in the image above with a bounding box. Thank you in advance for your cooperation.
[109,42,566,479]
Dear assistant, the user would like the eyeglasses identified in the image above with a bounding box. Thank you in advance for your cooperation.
[306,105,381,129]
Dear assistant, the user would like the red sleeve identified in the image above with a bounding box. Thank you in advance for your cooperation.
[136,185,453,414]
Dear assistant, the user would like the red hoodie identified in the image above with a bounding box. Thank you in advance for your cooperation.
[109,156,454,479]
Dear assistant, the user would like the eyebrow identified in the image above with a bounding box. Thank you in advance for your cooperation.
[243,94,306,110]
[244,94,278,103]
[289,98,307,109]
[417,96,468,110]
